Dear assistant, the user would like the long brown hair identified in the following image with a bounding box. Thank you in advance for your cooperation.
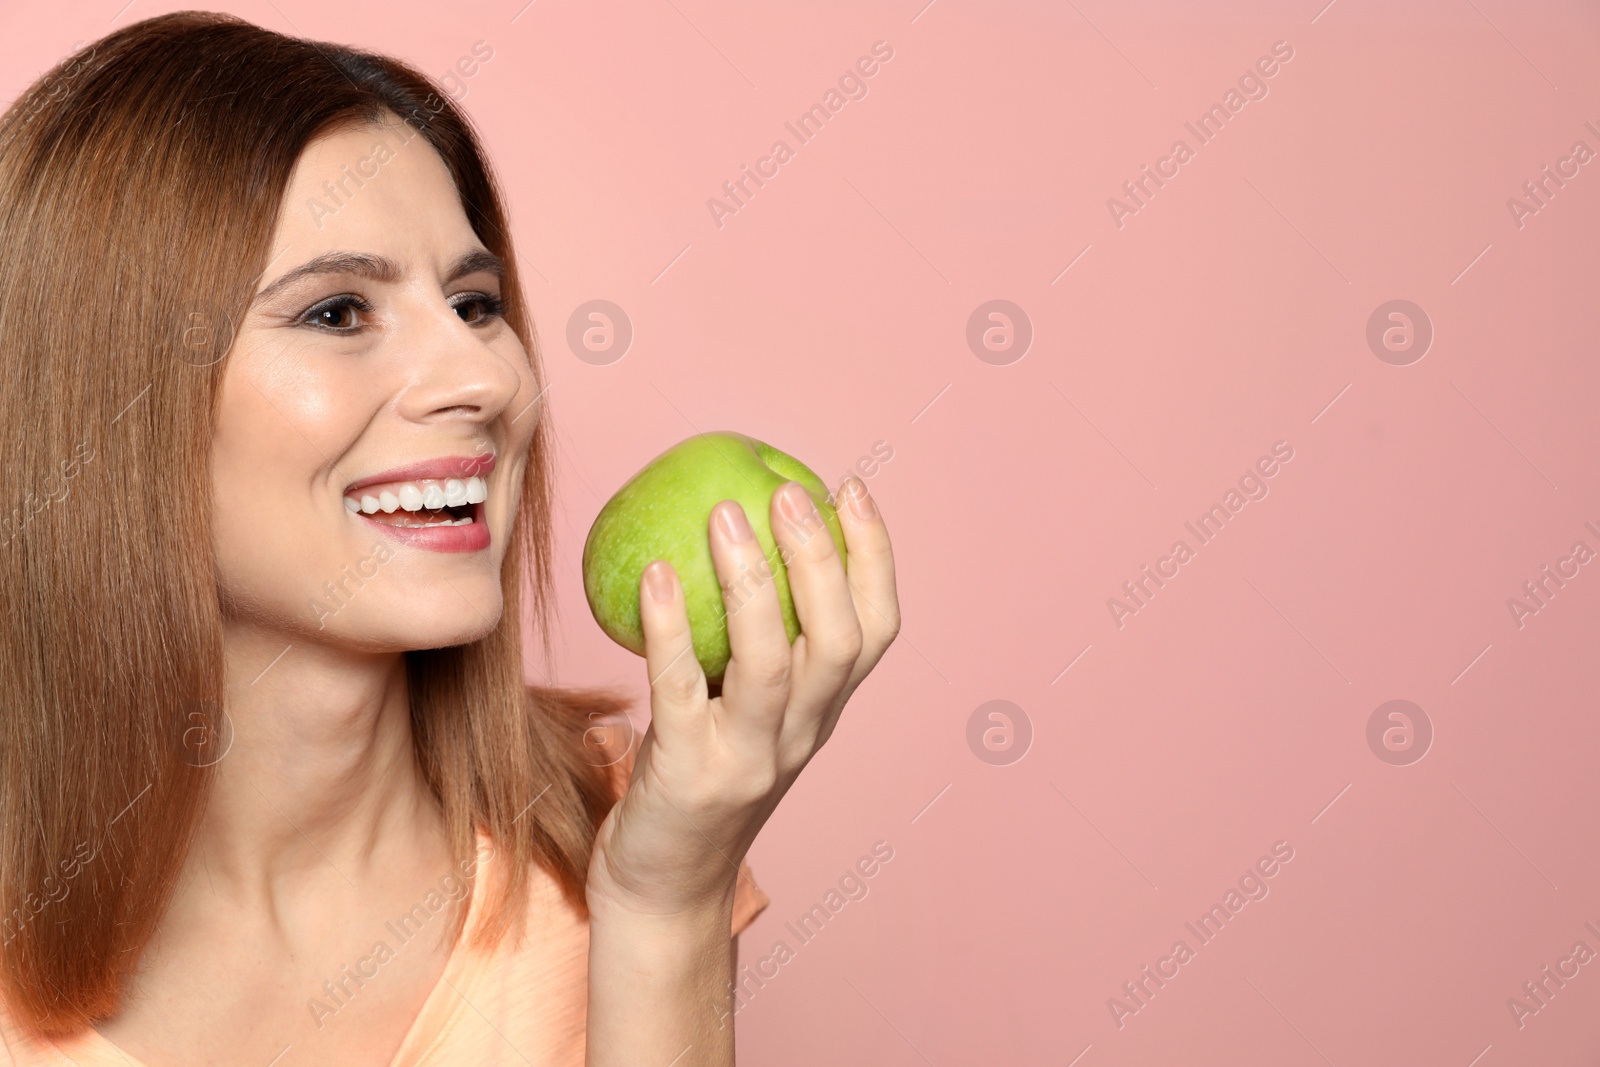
[0,10,629,1038]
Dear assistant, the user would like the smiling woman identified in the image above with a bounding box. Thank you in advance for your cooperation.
[0,9,902,1066]
[0,11,779,1067]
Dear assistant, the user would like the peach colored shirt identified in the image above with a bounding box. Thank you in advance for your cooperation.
[0,761,770,1064]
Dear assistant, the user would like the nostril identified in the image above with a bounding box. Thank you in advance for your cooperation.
[431,405,483,421]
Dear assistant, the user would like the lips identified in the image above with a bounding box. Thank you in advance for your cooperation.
[342,453,496,553]
[345,453,496,495]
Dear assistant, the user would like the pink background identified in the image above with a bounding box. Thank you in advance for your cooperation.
[8,0,1600,1062]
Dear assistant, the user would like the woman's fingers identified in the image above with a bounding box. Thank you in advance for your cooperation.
[653,478,897,769]
[767,482,862,725]
[637,560,709,747]
[810,477,899,746]
[709,498,794,745]
[836,477,900,682]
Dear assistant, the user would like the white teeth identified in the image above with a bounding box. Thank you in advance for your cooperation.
[389,516,475,528]
[345,475,491,515]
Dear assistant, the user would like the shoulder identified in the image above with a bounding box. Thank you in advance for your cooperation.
[0,998,91,1066]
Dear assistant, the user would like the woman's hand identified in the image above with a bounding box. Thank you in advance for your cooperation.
[586,475,899,918]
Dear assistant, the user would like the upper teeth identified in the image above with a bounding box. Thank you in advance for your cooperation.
[343,476,488,515]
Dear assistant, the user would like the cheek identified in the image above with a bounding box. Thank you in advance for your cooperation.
[209,345,371,612]
[213,349,361,512]
[503,349,542,449]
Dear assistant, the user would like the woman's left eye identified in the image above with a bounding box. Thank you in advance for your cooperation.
[300,295,372,331]
[452,292,507,325]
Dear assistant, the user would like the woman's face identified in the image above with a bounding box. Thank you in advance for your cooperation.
[211,115,538,652]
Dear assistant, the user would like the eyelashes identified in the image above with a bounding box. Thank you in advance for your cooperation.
[297,292,508,333]
[455,292,508,325]
[299,294,375,331]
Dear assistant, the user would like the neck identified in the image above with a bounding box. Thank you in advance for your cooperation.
[191,621,446,900]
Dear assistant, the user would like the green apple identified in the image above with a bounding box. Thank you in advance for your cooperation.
[582,431,847,684]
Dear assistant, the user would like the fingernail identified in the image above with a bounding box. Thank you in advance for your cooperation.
[779,482,816,524]
[846,477,877,521]
[716,501,753,543]
[644,561,675,604]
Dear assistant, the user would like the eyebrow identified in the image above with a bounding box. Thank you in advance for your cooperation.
[251,249,505,306]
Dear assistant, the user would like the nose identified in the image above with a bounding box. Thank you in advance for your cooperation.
[392,291,528,425]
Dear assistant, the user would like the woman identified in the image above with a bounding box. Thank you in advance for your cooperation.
[0,11,899,1066]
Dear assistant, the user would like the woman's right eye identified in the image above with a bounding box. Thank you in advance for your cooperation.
[299,294,374,332]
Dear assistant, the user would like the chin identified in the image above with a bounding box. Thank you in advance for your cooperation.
[410,606,504,651]
[326,600,505,653]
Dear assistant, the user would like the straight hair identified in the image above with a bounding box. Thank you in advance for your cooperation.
[0,10,629,1038]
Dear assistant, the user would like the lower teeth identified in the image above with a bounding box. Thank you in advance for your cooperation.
[393,516,474,528]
